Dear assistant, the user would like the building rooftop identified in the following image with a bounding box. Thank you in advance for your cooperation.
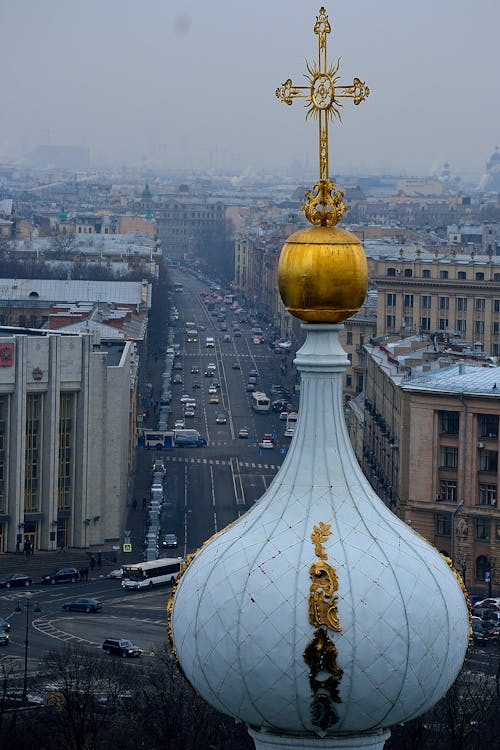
[402,362,500,395]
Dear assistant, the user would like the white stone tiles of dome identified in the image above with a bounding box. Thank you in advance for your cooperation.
[171,324,469,740]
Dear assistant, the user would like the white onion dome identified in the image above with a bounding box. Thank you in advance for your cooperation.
[169,324,469,750]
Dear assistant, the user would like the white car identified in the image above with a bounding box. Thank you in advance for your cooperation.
[259,440,274,449]
[208,385,217,395]
[180,394,192,404]
[238,428,249,438]
[174,419,185,429]
[108,569,123,579]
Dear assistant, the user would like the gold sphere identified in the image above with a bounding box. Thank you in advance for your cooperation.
[278,225,367,323]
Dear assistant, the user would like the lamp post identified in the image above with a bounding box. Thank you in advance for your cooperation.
[14,592,41,704]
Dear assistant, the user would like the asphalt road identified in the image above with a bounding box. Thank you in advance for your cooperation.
[133,268,294,560]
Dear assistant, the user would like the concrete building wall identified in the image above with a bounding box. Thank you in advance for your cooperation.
[0,332,133,553]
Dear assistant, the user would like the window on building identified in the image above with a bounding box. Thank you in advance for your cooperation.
[475,320,485,334]
[403,294,414,308]
[436,513,451,537]
[494,274,500,282]
[478,483,497,506]
[475,298,485,312]
[478,449,498,472]
[440,446,458,469]
[386,315,396,330]
[456,319,467,333]
[475,518,490,541]
[387,268,396,277]
[476,272,485,280]
[478,414,499,438]
[25,394,41,513]
[493,322,500,335]
[422,269,431,278]
[346,331,353,345]
[421,295,432,309]
[439,297,449,310]
[494,344,499,356]
[439,411,459,435]
[58,393,74,511]
[494,300,500,313]
[387,293,397,307]
[0,396,6,513]
[457,271,467,280]
[347,353,352,363]
[456,297,467,311]
[439,480,457,502]
[476,555,490,581]
[420,317,431,331]
[440,270,449,279]
[439,318,449,330]
[402,268,412,278]
[346,375,352,387]
[403,316,413,329]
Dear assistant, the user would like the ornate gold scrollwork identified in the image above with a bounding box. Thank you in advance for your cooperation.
[302,179,346,227]
[304,522,343,732]
[309,561,341,631]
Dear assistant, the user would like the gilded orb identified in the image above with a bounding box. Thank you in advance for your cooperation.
[278,225,367,323]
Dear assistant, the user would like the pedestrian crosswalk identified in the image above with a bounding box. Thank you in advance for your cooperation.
[162,455,280,471]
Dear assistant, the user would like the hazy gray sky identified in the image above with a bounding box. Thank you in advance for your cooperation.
[1,0,498,177]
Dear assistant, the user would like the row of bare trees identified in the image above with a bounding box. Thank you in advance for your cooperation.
[0,643,499,750]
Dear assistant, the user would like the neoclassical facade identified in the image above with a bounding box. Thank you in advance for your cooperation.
[0,330,134,553]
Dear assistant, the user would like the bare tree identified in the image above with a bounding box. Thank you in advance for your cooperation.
[43,644,130,750]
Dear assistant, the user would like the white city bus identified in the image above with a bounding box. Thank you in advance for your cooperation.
[251,391,271,413]
[121,558,183,590]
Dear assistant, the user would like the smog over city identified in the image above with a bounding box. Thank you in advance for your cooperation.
[1,0,499,179]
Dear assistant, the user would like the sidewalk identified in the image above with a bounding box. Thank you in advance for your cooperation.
[0,547,118,582]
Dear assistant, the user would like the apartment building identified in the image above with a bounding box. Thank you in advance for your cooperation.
[369,252,500,357]
[357,337,500,593]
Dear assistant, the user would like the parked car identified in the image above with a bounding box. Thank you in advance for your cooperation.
[63,598,102,613]
[102,638,141,658]
[162,533,178,548]
[41,567,80,585]
[0,573,32,589]
[0,617,11,632]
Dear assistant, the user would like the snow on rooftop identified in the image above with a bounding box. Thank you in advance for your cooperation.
[403,363,500,395]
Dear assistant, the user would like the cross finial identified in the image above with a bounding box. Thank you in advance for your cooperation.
[276,7,369,226]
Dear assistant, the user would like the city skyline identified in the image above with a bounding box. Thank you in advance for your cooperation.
[0,1,499,179]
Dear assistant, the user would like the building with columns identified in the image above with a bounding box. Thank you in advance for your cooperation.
[0,329,135,554]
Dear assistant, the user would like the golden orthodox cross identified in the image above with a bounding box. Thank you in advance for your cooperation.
[276,6,369,226]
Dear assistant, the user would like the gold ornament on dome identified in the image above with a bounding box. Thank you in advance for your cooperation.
[304,522,343,731]
[276,6,369,227]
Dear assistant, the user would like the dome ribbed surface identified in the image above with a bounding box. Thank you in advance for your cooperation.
[170,324,469,741]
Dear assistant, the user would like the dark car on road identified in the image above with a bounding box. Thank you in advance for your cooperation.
[62,598,102,613]
[0,617,11,632]
[102,638,141,657]
[0,629,9,647]
[41,567,80,584]
[0,573,32,589]
[162,534,178,548]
